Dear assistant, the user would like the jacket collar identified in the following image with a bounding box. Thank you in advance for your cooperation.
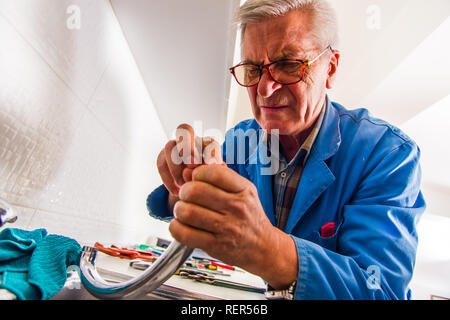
[310,95,341,161]
[284,96,342,233]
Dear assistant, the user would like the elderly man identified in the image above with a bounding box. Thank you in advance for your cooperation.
[147,0,425,300]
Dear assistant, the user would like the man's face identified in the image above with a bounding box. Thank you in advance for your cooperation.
[242,11,335,136]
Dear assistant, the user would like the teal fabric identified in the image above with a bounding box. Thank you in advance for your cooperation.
[0,228,82,300]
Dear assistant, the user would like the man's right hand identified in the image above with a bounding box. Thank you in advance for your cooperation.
[156,124,224,207]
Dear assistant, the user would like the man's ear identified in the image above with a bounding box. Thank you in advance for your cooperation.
[326,50,340,89]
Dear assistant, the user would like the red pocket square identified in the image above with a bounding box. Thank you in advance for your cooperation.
[320,222,336,238]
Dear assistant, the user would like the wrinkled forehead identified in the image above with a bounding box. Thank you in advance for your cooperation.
[242,11,318,62]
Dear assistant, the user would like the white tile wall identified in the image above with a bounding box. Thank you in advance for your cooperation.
[0,0,172,245]
[0,14,86,207]
[0,0,116,104]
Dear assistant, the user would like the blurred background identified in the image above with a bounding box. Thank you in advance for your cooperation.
[0,0,448,299]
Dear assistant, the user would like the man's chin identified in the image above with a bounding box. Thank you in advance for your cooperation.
[259,122,293,135]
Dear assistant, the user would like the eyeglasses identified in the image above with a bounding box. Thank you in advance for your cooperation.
[229,46,332,87]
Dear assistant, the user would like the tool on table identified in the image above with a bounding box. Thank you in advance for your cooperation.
[177,270,265,294]
[134,244,164,256]
[129,260,154,271]
[130,260,229,277]
[192,260,219,271]
[94,242,158,262]
[177,266,228,277]
[192,259,236,271]
[80,239,194,299]
[96,242,263,294]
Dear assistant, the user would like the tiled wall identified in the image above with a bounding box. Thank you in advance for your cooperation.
[0,0,172,246]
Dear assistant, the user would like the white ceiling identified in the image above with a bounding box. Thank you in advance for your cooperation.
[109,0,240,138]
[328,0,450,126]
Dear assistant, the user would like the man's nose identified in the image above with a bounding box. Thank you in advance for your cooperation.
[257,69,283,98]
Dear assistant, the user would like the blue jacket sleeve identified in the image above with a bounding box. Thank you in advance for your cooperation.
[292,141,426,300]
[146,184,173,222]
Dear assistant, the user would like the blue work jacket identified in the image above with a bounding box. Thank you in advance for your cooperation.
[147,98,426,300]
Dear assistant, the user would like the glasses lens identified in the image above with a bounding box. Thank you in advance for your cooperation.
[233,65,260,87]
[270,61,303,84]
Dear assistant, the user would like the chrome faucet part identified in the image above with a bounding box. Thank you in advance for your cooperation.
[79,240,193,299]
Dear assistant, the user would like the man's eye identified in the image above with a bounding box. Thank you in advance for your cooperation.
[246,66,260,73]
[245,67,260,76]
[274,61,302,74]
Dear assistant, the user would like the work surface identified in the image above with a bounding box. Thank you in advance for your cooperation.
[54,251,267,300]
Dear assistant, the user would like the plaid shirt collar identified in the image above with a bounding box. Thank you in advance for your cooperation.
[263,97,327,174]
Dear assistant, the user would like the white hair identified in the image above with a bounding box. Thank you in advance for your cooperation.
[235,0,339,50]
